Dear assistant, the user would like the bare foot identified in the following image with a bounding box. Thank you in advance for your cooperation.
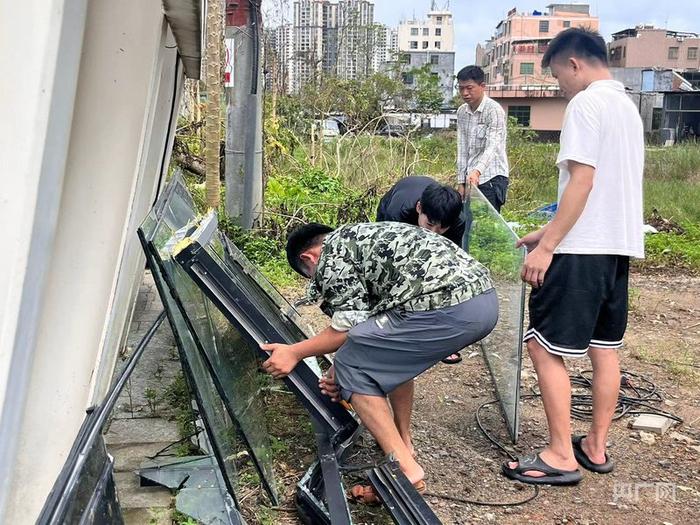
[401,460,425,485]
[399,432,416,458]
[507,447,578,477]
[581,436,607,465]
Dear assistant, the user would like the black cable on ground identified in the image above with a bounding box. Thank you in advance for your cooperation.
[425,368,681,509]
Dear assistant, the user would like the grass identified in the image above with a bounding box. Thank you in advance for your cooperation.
[628,340,700,386]
[182,128,700,285]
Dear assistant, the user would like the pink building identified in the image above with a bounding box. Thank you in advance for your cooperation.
[476,4,599,133]
[609,26,700,70]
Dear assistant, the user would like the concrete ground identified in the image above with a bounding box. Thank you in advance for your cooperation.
[104,270,183,525]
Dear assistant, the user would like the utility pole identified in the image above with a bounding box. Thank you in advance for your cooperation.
[225,0,263,229]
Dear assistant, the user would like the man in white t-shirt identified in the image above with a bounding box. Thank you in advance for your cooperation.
[502,28,644,486]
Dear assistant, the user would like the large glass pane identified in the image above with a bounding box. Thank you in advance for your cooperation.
[140,235,243,501]
[139,173,279,502]
[464,187,525,442]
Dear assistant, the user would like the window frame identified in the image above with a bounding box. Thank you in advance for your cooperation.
[508,105,531,127]
[519,62,534,75]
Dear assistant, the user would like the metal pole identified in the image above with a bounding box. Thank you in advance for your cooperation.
[225,0,263,229]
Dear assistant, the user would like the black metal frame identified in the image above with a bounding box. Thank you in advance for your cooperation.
[368,461,441,525]
[172,218,357,439]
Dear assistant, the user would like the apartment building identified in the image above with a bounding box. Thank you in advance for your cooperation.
[267,24,294,94]
[335,0,376,80]
[372,25,399,73]
[285,0,380,92]
[291,0,331,92]
[398,9,454,52]
[609,26,700,70]
[398,9,456,104]
[477,4,599,133]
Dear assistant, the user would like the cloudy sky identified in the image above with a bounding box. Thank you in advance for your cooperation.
[372,0,700,69]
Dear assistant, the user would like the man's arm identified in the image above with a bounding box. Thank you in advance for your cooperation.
[469,105,506,183]
[261,326,348,379]
[445,215,466,246]
[520,160,595,287]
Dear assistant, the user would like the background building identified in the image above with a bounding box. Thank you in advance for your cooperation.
[477,4,599,135]
[270,0,456,104]
[609,26,700,70]
[284,0,381,92]
[397,7,456,105]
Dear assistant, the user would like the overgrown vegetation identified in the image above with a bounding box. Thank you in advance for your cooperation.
[163,373,200,457]
[175,87,700,283]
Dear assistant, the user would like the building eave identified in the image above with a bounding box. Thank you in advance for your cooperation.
[162,0,203,79]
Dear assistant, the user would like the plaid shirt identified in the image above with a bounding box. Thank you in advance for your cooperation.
[456,96,509,185]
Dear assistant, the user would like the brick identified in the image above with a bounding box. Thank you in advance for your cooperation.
[630,414,675,435]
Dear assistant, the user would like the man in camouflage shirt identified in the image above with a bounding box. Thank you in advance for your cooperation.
[261,222,498,500]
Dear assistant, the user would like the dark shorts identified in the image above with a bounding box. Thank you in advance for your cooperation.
[478,175,509,212]
[523,254,630,358]
[334,289,498,401]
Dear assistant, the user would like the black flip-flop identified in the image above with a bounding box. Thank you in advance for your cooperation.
[572,435,614,474]
[441,352,462,364]
[502,453,582,486]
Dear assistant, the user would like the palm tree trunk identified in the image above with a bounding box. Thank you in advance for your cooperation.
[204,0,223,208]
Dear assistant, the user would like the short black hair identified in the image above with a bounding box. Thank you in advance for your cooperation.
[456,65,485,84]
[419,183,462,228]
[542,27,608,68]
[286,223,334,276]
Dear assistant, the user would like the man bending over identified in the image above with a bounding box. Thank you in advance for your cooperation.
[376,175,465,246]
[261,222,497,501]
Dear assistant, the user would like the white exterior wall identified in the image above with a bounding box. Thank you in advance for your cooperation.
[398,10,454,52]
[0,0,185,522]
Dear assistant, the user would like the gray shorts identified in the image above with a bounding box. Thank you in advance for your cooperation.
[334,289,498,401]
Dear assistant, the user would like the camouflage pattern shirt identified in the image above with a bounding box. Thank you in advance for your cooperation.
[307,222,494,331]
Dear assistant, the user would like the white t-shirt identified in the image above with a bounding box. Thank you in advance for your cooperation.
[555,79,645,258]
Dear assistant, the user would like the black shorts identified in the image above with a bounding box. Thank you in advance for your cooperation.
[523,254,629,357]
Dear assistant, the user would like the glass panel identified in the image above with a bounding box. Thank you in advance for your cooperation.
[463,187,525,441]
[62,436,122,525]
[143,240,244,500]
[139,173,279,502]
[170,213,323,376]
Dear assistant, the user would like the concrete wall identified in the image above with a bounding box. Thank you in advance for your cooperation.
[494,96,569,131]
[405,51,456,104]
[0,0,184,522]
[609,30,700,70]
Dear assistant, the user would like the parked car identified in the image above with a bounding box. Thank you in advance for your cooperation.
[377,123,408,137]
[315,118,340,141]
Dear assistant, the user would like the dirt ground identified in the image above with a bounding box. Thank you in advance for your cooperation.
[288,270,700,525]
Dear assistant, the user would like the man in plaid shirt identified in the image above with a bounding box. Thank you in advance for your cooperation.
[456,66,510,212]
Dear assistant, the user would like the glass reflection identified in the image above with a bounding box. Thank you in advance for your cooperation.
[464,186,525,442]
